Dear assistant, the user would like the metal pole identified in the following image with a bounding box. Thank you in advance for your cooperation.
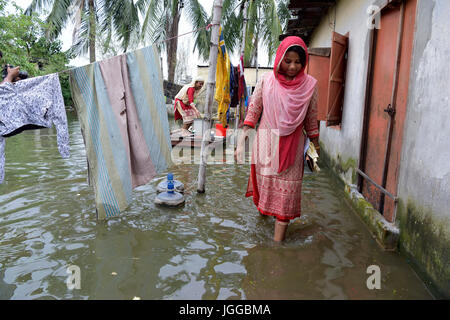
[356,168,398,202]
[197,0,223,193]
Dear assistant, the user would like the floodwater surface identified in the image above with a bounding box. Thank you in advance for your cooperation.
[0,111,433,299]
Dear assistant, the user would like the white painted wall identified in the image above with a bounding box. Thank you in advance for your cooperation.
[397,0,450,219]
[308,0,375,184]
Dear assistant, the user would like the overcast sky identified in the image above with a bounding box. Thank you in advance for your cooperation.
[9,0,268,77]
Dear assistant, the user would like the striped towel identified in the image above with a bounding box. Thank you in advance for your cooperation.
[69,45,172,219]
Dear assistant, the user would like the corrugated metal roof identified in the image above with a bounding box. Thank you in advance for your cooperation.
[280,0,336,45]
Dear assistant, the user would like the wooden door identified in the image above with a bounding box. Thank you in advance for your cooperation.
[361,0,417,222]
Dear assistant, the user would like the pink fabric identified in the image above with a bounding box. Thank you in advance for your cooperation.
[262,36,317,172]
[238,55,245,100]
[99,55,156,188]
[244,76,319,220]
[174,87,196,121]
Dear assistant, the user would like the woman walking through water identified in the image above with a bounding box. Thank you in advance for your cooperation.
[235,36,320,242]
[173,78,205,136]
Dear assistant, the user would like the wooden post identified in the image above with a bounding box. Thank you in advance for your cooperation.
[197,0,223,193]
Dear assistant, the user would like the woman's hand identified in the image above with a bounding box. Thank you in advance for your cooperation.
[234,125,250,164]
[191,104,201,118]
[234,143,244,164]
[311,137,320,156]
[1,66,20,84]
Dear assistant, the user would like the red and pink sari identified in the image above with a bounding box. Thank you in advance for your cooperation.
[173,83,199,124]
[243,36,319,222]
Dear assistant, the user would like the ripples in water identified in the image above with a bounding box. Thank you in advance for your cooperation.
[0,112,433,299]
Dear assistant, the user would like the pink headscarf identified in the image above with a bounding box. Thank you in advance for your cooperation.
[262,36,317,172]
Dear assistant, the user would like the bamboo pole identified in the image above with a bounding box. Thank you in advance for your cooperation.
[197,0,223,193]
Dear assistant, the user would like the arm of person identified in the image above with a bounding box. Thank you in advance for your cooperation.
[234,75,265,163]
[187,87,202,117]
[0,66,20,85]
[304,86,320,155]
[235,124,252,164]
[191,104,201,117]
[310,136,320,153]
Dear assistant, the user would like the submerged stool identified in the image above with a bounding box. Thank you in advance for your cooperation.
[154,173,185,206]
[157,172,184,193]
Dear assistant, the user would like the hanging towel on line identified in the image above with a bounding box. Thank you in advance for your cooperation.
[69,45,172,220]
[0,73,70,183]
[215,27,231,127]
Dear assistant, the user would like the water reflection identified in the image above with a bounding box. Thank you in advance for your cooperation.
[0,111,433,299]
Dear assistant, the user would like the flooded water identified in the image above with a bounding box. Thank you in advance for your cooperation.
[0,111,433,299]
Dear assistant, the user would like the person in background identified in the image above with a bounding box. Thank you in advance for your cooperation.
[173,78,204,136]
[0,51,20,85]
[235,36,320,242]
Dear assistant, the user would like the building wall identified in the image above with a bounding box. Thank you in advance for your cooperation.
[395,0,450,298]
[309,0,373,185]
[309,0,450,297]
[196,66,272,88]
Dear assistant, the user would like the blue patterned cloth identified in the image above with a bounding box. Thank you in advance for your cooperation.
[0,73,70,183]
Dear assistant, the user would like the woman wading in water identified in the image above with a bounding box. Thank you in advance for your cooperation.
[236,36,320,242]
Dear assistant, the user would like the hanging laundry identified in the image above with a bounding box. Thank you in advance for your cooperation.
[69,45,172,220]
[226,63,238,125]
[0,73,70,183]
[215,27,231,127]
[238,55,246,102]
[229,64,239,109]
[237,55,248,127]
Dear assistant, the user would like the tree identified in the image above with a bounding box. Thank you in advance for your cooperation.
[0,4,72,105]
[194,0,290,67]
[140,0,208,83]
[174,38,192,84]
[25,0,143,63]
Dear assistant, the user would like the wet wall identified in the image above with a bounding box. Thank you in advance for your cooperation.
[307,0,449,297]
[396,0,450,298]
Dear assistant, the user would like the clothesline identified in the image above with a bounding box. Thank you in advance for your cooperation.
[155,23,217,44]
[58,23,219,76]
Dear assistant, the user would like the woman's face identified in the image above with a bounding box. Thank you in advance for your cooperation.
[279,50,303,81]
[195,81,204,90]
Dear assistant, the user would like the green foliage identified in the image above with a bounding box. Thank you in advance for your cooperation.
[26,0,144,62]
[193,0,291,67]
[0,3,73,106]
